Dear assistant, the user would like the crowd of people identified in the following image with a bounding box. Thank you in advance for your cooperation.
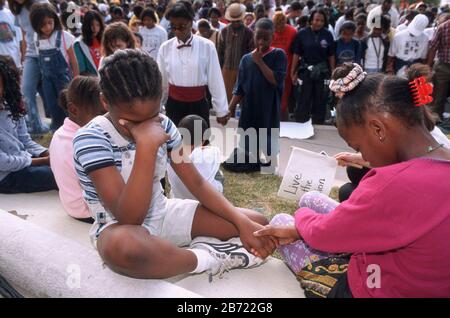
[0,0,450,298]
[1,0,449,129]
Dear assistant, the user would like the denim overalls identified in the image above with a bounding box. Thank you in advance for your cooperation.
[36,31,72,131]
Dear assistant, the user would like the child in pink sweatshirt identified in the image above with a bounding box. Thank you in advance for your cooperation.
[254,63,450,298]
[49,76,105,222]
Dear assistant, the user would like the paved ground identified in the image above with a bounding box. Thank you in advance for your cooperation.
[38,98,352,184]
[209,117,352,184]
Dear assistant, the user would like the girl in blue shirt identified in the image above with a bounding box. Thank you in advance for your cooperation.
[0,56,57,193]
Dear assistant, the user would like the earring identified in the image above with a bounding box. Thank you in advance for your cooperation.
[379,136,384,142]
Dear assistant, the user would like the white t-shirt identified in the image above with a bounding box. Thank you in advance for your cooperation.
[334,16,347,37]
[213,21,227,31]
[160,17,171,33]
[35,30,75,65]
[0,8,22,68]
[138,25,168,61]
[328,24,337,40]
[396,23,408,32]
[367,5,399,28]
[388,29,429,61]
[424,27,436,40]
[365,37,385,70]
[302,6,310,17]
[167,146,223,200]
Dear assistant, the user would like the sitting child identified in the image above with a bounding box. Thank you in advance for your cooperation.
[167,115,224,200]
[334,63,450,202]
[49,76,105,223]
[73,49,271,279]
[0,57,57,194]
[254,63,450,298]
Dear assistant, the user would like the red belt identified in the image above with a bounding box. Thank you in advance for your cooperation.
[168,84,207,102]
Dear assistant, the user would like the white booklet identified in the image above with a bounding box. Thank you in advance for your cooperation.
[278,147,338,201]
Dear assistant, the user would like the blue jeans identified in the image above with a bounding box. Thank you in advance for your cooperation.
[38,32,71,131]
[0,166,57,194]
[22,56,49,135]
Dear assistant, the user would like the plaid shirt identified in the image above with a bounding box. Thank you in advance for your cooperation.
[429,19,450,64]
[218,25,254,70]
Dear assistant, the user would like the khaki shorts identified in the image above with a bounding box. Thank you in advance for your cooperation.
[91,198,199,248]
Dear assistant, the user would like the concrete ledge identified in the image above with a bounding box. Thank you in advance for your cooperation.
[0,210,201,298]
[0,192,305,298]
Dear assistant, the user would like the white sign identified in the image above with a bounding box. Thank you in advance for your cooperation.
[278,147,338,201]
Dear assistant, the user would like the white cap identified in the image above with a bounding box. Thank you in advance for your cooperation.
[407,14,429,36]
[98,3,109,14]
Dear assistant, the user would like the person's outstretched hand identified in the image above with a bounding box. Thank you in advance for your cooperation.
[238,219,278,259]
[334,152,370,169]
[253,224,301,249]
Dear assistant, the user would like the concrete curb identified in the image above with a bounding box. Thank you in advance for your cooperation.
[0,210,201,298]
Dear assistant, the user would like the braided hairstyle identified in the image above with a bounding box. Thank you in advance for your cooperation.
[0,56,26,121]
[99,49,162,107]
[332,63,435,129]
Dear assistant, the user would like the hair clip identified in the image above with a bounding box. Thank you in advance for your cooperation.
[409,76,433,107]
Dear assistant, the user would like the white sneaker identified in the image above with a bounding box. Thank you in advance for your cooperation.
[190,237,266,281]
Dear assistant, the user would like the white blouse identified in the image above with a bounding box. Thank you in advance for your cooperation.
[157,34,228,117]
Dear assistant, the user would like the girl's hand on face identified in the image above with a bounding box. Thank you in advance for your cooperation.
[119,116,169,151]
[251,48,263,65]
[253,224,300,247]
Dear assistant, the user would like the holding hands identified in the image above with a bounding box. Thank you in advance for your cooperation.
[32,150,50,166]
[238,218,279,259]
[250,224,301,259]
[216,115,230,126]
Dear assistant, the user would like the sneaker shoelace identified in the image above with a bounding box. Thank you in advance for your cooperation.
[208,253,246,283]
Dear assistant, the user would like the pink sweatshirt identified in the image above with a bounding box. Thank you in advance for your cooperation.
[49,118,91,219]
[295,158,450,297]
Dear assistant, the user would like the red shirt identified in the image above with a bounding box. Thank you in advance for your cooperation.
[89,38,101,69]
[295,158,450,297]
[271,24,297,66]
[219,17,229,25]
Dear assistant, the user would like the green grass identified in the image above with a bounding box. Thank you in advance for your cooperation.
[34,128,339,221]
[222,169,339,221]
[33,132,53,148]
[35,132,339,262]
[222,170,297,220]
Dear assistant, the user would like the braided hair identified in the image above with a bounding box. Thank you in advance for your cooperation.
[99,49,162,107]
[331,63,434,129]
[0,56,26,121]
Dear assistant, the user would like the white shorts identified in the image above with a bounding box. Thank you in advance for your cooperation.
[90,198,199,248]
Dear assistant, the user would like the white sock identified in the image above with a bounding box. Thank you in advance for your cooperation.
[188,248,220,274]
